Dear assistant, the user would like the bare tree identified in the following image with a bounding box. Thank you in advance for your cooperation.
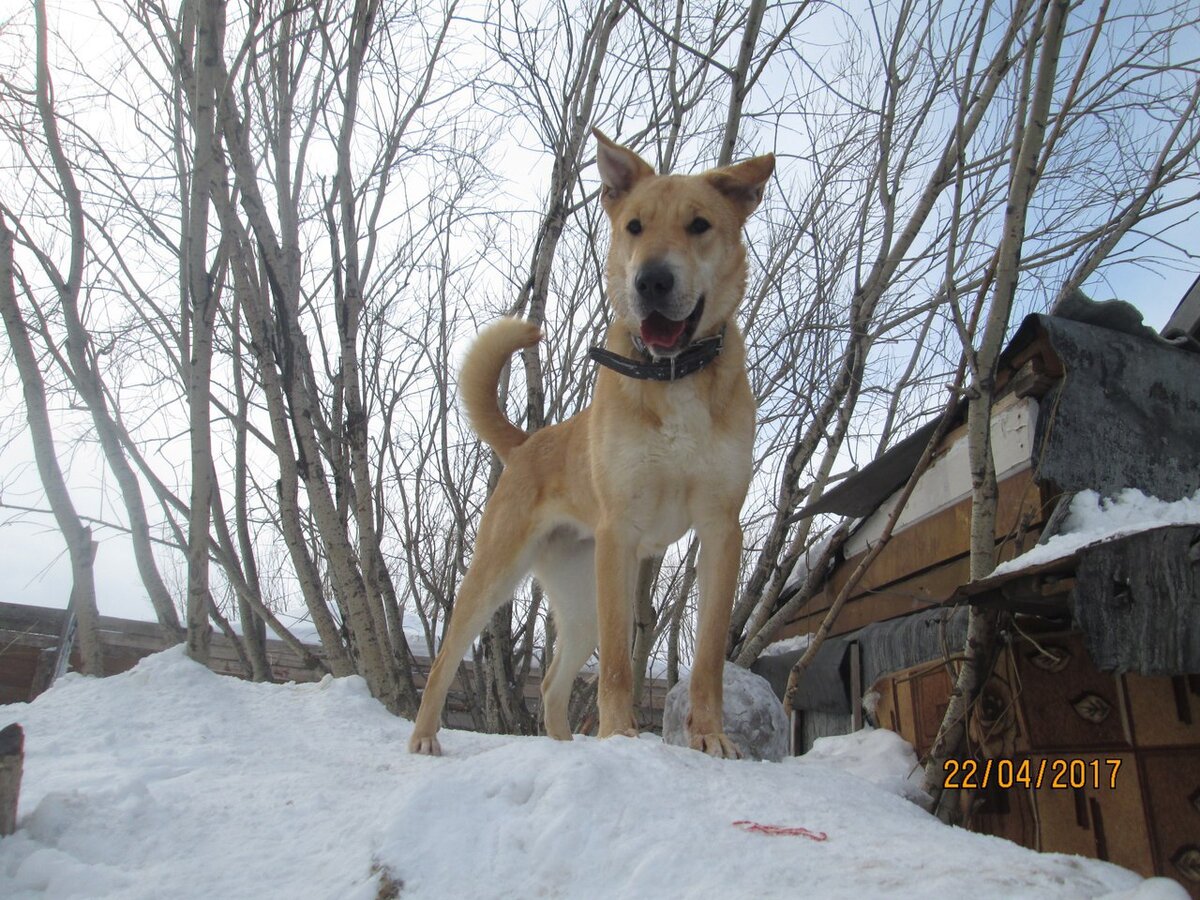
[727,0,1200,677]
[0,215,103,675]
[922,0,1070,822]
[0,0,185,643]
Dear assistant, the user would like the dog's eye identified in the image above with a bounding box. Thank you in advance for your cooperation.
[626,219,642,235]
[686,217,711,235]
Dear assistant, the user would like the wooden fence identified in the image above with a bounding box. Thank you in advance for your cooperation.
[0,601,668,733]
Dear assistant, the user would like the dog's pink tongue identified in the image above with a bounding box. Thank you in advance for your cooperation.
[641,312,686,349]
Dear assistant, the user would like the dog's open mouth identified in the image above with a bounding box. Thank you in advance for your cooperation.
[640,297,705,356]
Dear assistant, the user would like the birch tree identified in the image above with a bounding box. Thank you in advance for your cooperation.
[920,0,1069,822]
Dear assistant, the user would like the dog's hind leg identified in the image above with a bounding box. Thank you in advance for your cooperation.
[532,533,598,740]
[408,482,540,756]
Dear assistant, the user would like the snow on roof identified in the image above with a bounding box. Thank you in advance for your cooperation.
[991,487,1200,578]
[759,632,813,658]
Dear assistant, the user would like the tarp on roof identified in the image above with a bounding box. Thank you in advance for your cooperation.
[857,606,969,688]
[1026,314,1200,502]
[798,420,943,519]
[962,525,1200,675]
[752,636,851,714]
[752,607,971,712]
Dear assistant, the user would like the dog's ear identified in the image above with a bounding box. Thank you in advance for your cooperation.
[705,154,775,221]
[593,129,655,211]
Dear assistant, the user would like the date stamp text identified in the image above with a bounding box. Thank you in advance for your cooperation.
[942,758,1122,790]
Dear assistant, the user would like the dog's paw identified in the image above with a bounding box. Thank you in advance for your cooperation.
[598,720,639,740]
[598,706,639,739]
[598,722,639,740]
[602,727,639,740]
[408,733,443,756]
[689,732,743,759]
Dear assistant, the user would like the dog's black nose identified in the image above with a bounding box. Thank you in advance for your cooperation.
[635,263,675,303]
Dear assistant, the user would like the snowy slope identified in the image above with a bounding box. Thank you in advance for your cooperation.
[0,648,1186,899]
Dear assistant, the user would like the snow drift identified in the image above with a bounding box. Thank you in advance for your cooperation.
[0,648,1185,899]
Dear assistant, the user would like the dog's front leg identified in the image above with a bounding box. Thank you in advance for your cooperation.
[689,520,743,759]
[594,523,639,738]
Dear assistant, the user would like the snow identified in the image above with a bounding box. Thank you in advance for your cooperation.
[0,647,1187,899]
[759,632,812,657]
[992,487,1200,577]
[801,726,931,806]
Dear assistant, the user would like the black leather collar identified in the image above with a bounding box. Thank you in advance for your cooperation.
[588,328,725,382]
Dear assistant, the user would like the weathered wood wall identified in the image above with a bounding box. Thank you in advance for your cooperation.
[0,601,667,733]
[872,630,1200,897]
[778,468,1047,641]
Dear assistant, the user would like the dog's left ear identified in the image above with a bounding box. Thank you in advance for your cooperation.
[705,154,776,221]
[594,129,655,211]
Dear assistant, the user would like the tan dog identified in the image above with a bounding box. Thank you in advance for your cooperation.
[408,131,774,757]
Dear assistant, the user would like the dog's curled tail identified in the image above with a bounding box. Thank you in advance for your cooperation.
[460,317,541,462]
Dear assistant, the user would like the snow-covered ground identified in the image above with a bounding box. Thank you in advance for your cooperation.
[0,648,1187,899]
[992,487,1200,577]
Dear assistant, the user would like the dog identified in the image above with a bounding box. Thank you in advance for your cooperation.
[408,130,774,757]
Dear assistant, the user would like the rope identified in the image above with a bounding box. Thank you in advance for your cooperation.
[731,820,828,841]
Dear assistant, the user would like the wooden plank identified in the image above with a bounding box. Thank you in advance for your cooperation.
[1137,748,1200,891]
[775,484,1048,643]
[1032,750,1152,875]
[825,468,1044,603]
[0,629,57,651]
[0,723,22,836]
[1123,672,1200,749]
[0,602,64,636]
[777,554,975,641]
[0,643,46,704]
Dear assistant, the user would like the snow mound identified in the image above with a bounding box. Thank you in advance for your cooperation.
[993,487,1200,576]
[0,646,1176,899]
[798,726,930,806]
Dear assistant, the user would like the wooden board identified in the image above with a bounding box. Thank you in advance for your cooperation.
[828,467,1044,600]
[778,470,1048,642]
[868,659,959,759]
[1125,673,1200,749]
[1030,750,1154,876]
[1138,748,1200,897]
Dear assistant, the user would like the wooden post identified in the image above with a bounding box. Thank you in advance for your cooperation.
[0,723,23,836]
[850,641,863,731]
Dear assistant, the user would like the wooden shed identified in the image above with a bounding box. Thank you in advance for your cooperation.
[753,292,1200,893]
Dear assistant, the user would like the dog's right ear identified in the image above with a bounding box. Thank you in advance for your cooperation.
[593,129,654,211]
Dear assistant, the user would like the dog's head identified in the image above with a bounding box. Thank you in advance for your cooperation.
[594,130,774,358]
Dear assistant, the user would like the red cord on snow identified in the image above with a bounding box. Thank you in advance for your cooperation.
[731,820,828,841]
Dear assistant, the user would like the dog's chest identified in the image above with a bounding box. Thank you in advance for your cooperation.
[600,382,749,548]
[633,383,717,468]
